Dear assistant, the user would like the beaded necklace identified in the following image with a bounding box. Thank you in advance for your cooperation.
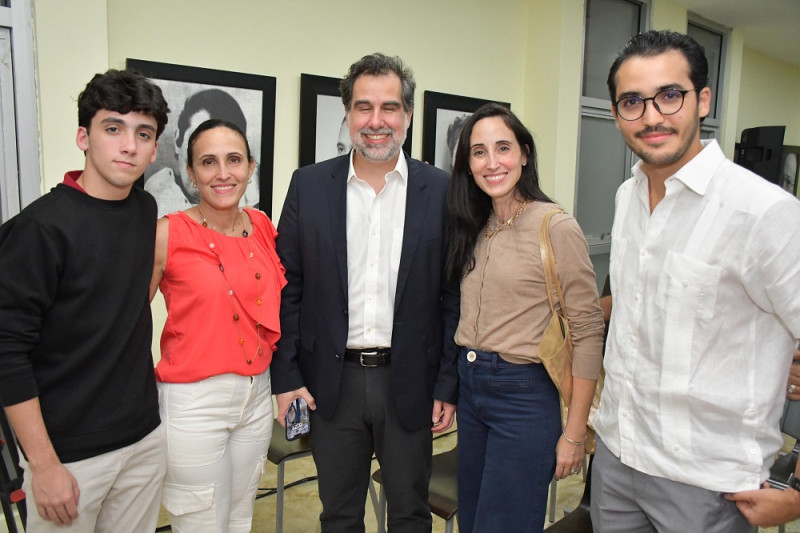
[201,210,264,365]
[197,204,249,238]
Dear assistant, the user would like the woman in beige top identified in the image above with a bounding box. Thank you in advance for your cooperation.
[445,103,604,533]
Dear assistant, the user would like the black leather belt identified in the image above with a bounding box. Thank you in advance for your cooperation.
[344,348,391,367]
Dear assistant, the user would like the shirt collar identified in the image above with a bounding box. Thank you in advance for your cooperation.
[632,139,724,196]
[347,151,409,185]
[62,170,88,193]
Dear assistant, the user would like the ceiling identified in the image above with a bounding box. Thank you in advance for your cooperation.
[670,0,800,67]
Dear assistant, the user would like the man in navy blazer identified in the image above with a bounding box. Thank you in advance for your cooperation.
[272,53,459,532]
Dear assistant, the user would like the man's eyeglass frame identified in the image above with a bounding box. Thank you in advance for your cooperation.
[613,88,700,121]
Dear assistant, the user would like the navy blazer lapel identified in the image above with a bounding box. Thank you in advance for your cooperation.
[327,157,350,302]
[395,161,429,308]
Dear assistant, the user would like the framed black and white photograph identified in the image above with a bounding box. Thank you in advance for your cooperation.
[422,91,510,173]
[298,73,413,168]
[126,59,276,216]
[780,145,800,196]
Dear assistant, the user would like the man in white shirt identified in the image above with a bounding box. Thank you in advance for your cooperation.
[272,53,458,532]
[591,30,800,532]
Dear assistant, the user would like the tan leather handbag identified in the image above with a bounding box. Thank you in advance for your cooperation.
[538,209,603,454]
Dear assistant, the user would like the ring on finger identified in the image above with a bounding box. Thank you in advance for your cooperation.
[571,468,581,475]
[790,384,798,395]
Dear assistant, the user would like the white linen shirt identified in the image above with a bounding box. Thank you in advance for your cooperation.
[345,153,407,349]
[594,139,800,492]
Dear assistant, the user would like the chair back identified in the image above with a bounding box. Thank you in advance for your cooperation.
[545,455,593,532]
[769,400,800,490]
[781,400,800,440]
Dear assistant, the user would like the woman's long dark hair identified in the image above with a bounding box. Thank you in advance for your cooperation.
[445,103,553,283]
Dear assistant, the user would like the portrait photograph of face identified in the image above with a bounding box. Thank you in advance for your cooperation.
[314,93,350,162]
[143,79,263,217]
[434,109,470,173]
[780,152,799,195]
[421,91,509,174]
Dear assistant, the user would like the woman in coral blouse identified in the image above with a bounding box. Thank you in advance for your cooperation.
[150,118,285,532]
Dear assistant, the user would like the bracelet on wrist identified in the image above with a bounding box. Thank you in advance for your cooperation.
[562,430,586,446]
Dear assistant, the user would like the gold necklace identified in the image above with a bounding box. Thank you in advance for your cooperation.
[197,205,248,238]
[484,200,528,240]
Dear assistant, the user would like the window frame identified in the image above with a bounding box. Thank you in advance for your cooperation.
[688,14,730,140]
[575,0,649,244]
[0,0,41,222]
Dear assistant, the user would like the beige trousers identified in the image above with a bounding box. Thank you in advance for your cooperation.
[22,424,166,533]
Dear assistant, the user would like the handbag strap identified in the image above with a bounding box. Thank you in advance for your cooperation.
[539,209,568,320]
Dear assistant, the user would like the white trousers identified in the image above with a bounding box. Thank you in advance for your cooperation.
[22,424,166,533]
[158,371,273,533]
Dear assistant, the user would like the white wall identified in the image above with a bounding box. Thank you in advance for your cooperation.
[737,48,800,146]
[34,0,108,187]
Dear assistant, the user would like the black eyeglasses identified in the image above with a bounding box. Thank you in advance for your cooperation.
[613,88,700,121]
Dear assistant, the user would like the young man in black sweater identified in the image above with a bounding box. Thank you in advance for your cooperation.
[0,69,169,532]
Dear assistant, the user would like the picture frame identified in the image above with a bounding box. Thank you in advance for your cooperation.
[298,73,413,168]
[126,59,276,216]
[422,91,510,173]
[780,145,800,196]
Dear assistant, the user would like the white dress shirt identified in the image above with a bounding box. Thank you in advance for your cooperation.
[595,139,800,492]
[345,153,408,349]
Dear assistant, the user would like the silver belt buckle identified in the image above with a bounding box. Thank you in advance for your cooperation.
[360,351,380,367]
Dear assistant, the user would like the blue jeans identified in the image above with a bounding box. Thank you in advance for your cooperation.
[457,347,561,533]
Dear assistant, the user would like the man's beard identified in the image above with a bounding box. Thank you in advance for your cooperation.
[352,117,408,162]
[631,120,699,167]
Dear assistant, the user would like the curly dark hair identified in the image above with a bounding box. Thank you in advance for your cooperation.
[78,69,169,138]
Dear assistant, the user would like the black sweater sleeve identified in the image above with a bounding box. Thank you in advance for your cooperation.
[0,215,63,406]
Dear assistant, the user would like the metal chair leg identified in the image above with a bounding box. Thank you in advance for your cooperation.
[276,461,285,533]
[368,478,382,529]
[376,485,387,533]
[583,453,589,481]
[1,498,20,533]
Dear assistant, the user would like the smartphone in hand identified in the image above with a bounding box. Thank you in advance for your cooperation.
[285,398,310,441]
